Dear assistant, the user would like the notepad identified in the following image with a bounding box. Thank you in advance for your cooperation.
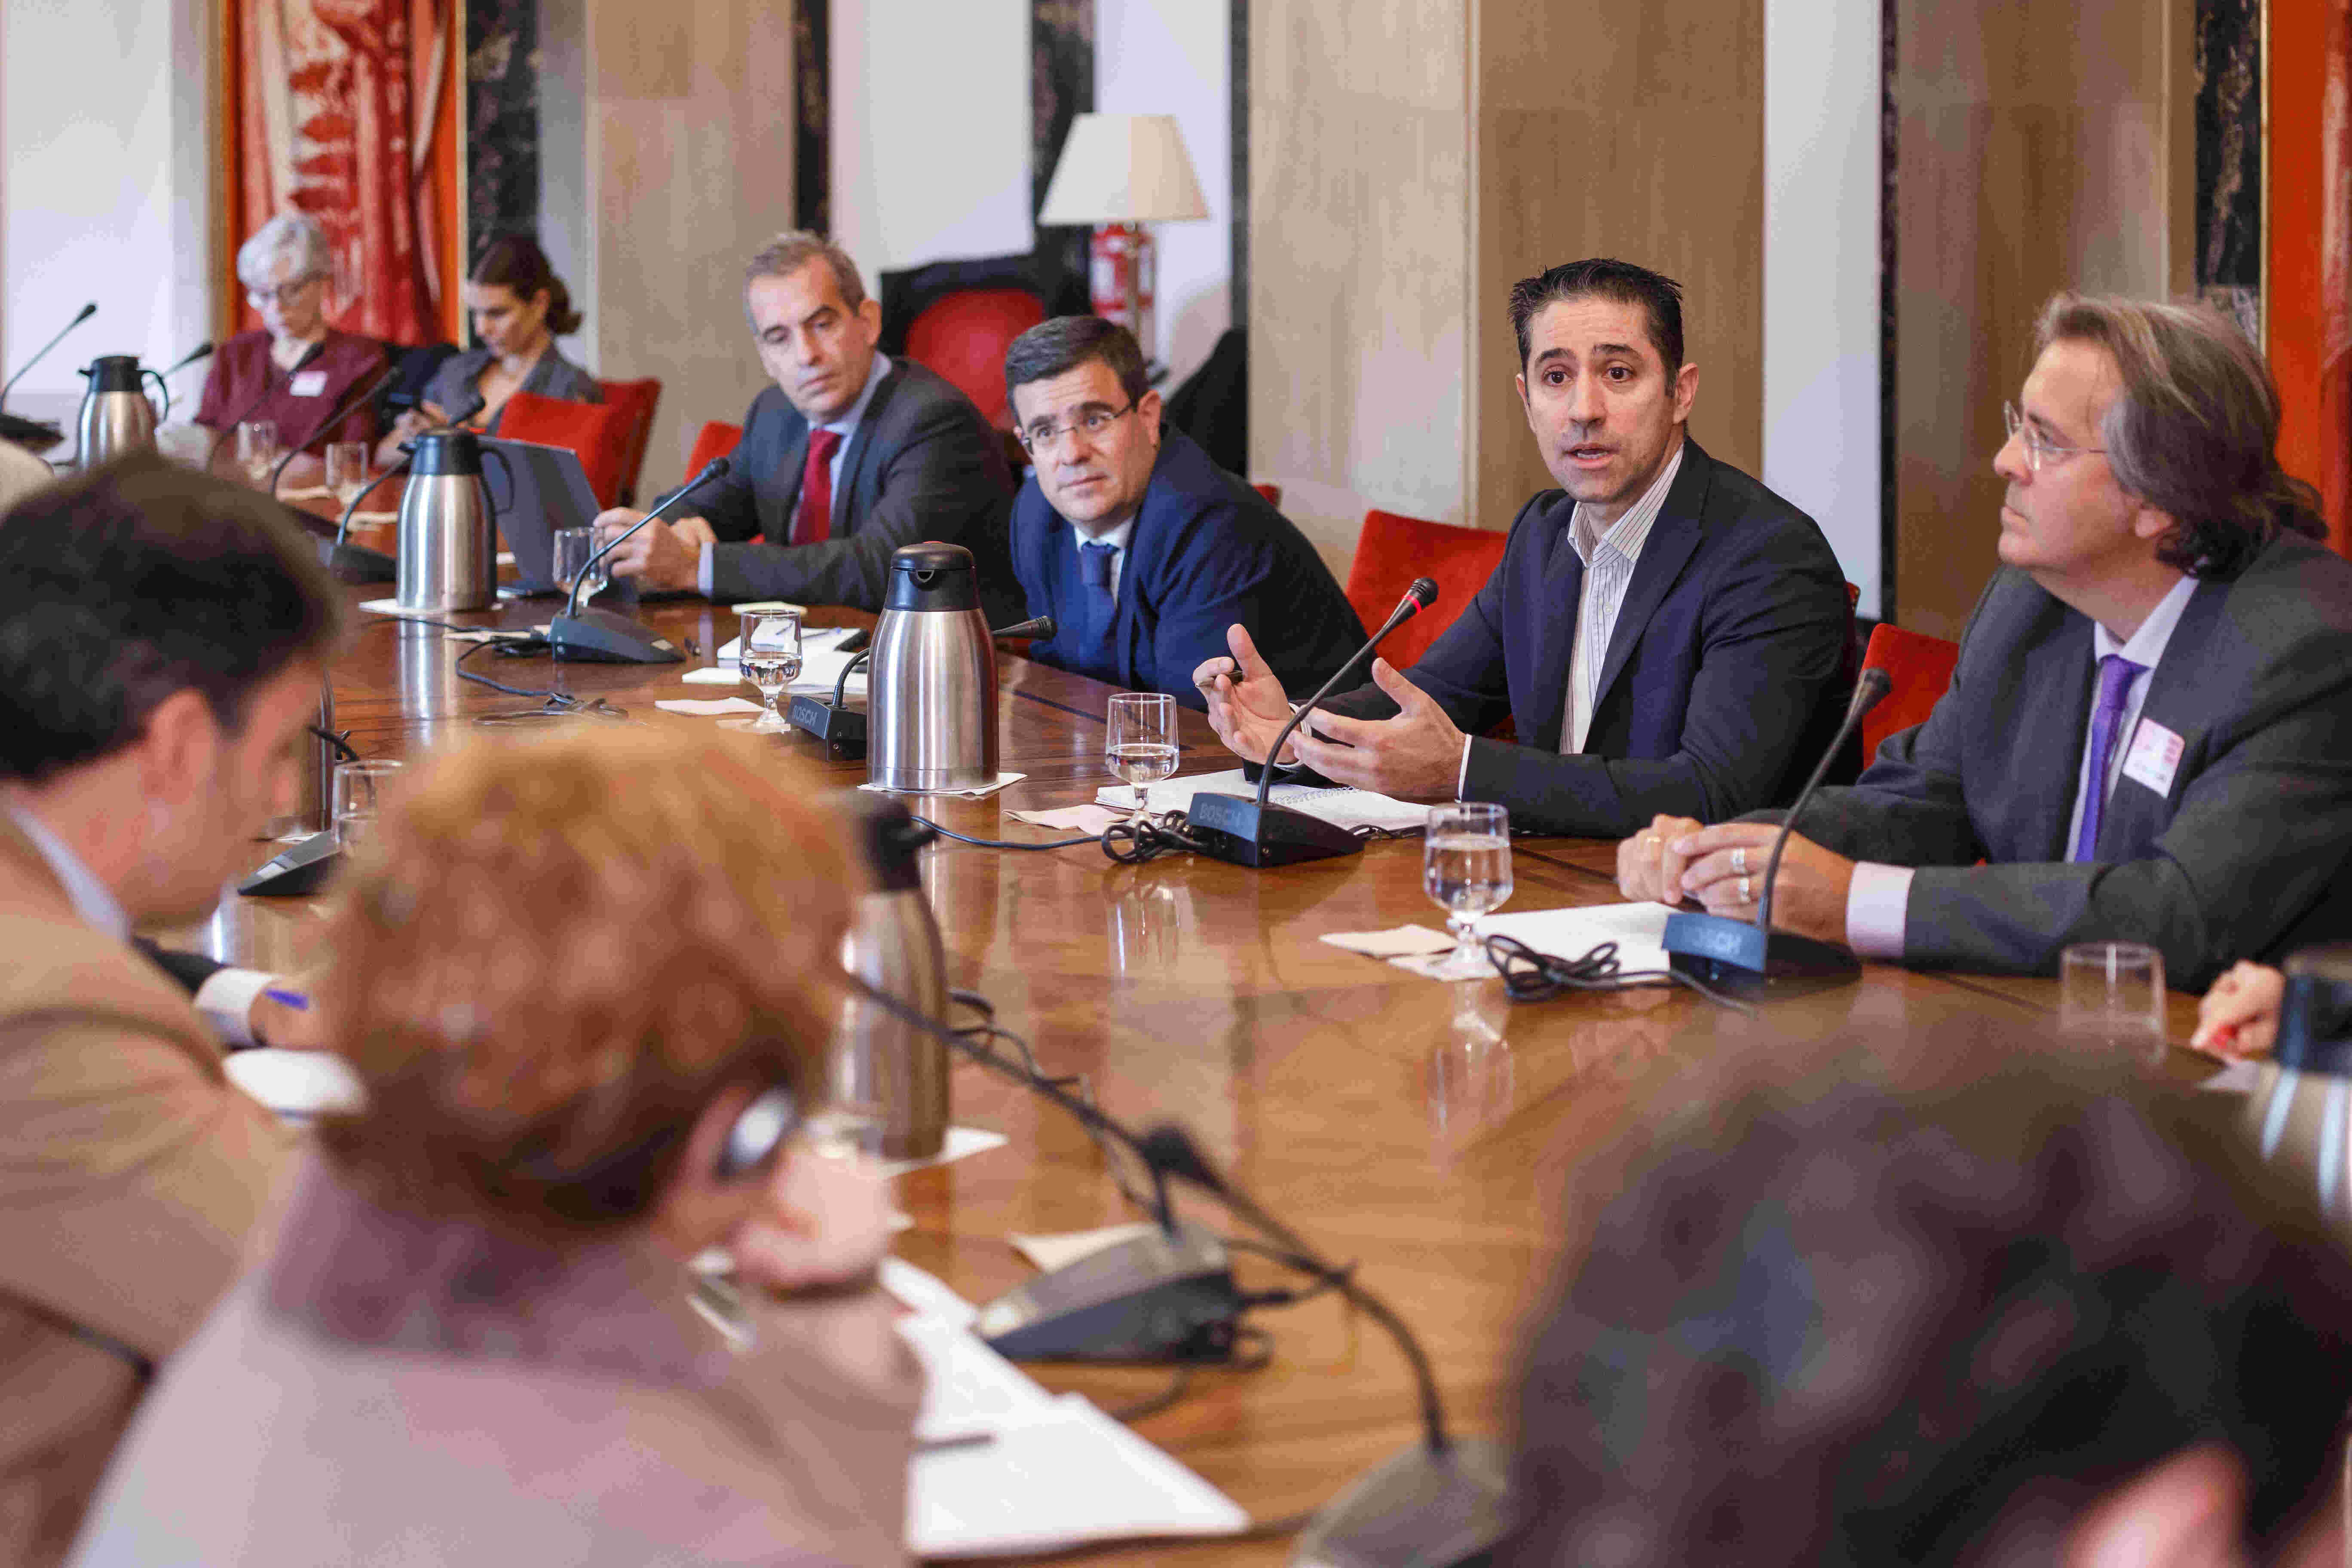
[1473,902,1680,974]
[1095,767,1429,833]
[697,625,869,695]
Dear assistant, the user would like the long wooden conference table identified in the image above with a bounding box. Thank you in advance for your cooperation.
[191,555,2214,1565]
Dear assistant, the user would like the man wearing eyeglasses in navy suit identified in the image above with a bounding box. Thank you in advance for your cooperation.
[1004,315,1367,709]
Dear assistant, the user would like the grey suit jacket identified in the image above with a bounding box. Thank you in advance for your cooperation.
[425,344,603,428]
[1768,535,2352,986]
[701,360,1017,613]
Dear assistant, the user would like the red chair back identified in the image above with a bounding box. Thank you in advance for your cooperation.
[1343,509,1510,669]
[904,288,1048,427]
[1859,622,1961,763]
[1252,482,1283,508]
[596,378,663,505]
[687,420,743,480]
[497,391,635,508]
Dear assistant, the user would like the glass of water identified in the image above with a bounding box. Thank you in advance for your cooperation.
[553,526,609,603]
[325,441,370,508]
[2058,940,2168,1060]
[726,608,802,734]
[1105,692,1178,821]
[236,420,280,487]
[1423,801,1513,980]
[331,758,404,851]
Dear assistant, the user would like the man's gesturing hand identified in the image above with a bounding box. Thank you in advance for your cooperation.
[1194,624,1298,766]
[1286,658,1467,802]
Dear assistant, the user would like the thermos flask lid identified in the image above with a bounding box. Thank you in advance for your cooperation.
[407,429,487,477]
[83,355,143,392]
[883,540,980,612]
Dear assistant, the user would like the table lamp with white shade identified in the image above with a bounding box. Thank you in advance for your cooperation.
[1037,113,1210,372]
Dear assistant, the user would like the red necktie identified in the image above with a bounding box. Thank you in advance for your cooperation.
[791,428,844,546]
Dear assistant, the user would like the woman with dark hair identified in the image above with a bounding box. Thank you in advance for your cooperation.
[377,234,602,465]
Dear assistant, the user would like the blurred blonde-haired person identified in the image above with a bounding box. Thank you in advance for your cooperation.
[68,729,921,1568]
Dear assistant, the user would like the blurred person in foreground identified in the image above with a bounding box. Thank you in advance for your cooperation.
[67,729,920,1568]
[1498,1052,2352,1566]
[0,456,338,1567]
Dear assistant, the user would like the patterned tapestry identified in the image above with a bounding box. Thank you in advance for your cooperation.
[2267,0,2352,555]
[223,0,461,346]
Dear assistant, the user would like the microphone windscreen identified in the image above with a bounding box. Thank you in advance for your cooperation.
[74,302,97,323]
[1407,576,1439,609]
[1853,665,1894,713]
[1136,1124,1224,1191]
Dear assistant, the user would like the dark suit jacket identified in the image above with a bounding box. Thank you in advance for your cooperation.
[1760,537,2352,988]
[1012,428,1369,710]
[701,359,1017,614]
[1323,439,1852,836]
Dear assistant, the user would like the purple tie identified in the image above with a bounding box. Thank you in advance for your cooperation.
[2072,653,2146,862]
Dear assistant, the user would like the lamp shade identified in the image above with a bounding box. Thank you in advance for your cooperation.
[1037,113,1210,225]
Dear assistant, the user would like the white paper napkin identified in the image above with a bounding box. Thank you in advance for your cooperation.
[654,696,765,717]
[1319,925,1459,958]
[860,772,1026,800]
[1007,803,1123,834]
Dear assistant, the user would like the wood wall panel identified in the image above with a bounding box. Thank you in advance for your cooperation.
[1891,0,2189,638]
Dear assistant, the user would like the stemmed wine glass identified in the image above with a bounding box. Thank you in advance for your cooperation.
[1422,802,1513,980]
[724,609,802,734]
[236,420,280,487]
[1105,692,1178,822]
[325,441,370,508]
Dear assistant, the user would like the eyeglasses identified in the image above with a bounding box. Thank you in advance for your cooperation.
[245,277,324,308]
[2003,401,2105,473]
[1017,399,1138,454]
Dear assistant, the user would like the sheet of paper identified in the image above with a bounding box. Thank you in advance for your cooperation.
[1474,901,1679,974]
[860,772,1026,801]
[908,1393,1250,1557]
[879,1258,979,1328]
[874,1124,1009,1179]
[1007,1221,1161,1273]
[1320,925,1458,958]
[1097,767,1427,833]
[895,1313,1058,1442]
[654,696,765,717]
[697,628,870,695]
[224,1049,367,1118]
[2197,1058,2263,1095]
[1008,803,1123,835]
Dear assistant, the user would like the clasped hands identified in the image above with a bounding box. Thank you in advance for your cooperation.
[1614,814,1858,943]
[591,506,718,591]
[1191,625,1465,801]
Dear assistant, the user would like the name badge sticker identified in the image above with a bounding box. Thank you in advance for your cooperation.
[290,370,328,398]
[2121,717,2184,798]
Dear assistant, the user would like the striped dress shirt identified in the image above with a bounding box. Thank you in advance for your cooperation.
[1561,441,1684,753]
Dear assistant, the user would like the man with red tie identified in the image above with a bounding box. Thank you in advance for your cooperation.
[595,233,1015,612]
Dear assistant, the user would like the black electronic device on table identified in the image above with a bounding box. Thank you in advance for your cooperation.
[547,459,729,664]
[238,830,340,898]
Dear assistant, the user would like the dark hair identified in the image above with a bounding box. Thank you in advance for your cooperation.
[0,454,343,782]
[471,233,581,336]
[1507,258,1685,374]
[2036,294,2326,579]
[1003,316,1150,418]
[1500,1051,2352,1565]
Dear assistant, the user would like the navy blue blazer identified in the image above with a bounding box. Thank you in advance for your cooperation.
[1012,429,1367,708]
[1324,439,1853,836]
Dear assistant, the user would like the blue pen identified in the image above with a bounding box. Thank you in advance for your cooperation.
[264,987,310,1011]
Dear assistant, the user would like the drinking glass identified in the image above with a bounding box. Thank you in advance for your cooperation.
[331,759,404,851]
[236,420,280,486]
[553,526,609,603]
[1105,692,1178,821]
[325,441,370,508]
[724,608,802,734]
[1422,802,1513,980]
[2058,941,2168,1060]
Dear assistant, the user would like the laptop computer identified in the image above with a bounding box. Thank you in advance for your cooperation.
[484,436,602,598]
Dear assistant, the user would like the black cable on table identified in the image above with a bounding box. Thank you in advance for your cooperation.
[914,817,1096,851]
[1484,932,1757,1015]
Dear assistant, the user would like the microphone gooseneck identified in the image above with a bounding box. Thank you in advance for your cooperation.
[565,456,732,620]
[1754,666,1893,933]
[0,301,97,411]
[1137,1123,1453,1457]
[160,341,215,379]
[1252,576,1439,809]
[205,338,327,468]
[270,363,399,498]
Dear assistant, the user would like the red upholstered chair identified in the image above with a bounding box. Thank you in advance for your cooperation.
[1252,482,1283,507]
[1859,622,1961,764]
[496,391,635,508]
[596,378,663,505]
[904,288,1048,428]
[1344,508,1510,669]
[687,420,742,480]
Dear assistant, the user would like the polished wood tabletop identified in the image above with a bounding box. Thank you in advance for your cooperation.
[198,561,2220,1565]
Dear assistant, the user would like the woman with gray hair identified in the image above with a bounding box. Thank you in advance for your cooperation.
[194,212,387,462]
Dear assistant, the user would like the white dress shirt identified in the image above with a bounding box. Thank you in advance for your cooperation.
[1844,572,2198,958]
[1454,440,1686,798]
[698,352,893,597]
[4,799,272,1045]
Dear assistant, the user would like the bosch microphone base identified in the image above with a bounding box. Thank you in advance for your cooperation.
[1661,910,1861,993]
[1183,792,1364,868]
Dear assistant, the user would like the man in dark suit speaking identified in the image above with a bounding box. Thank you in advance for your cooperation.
[1623,295,2352,988]
[1196,258,1853,836]
[1006,316,1366,707]
[596,232,1015,611]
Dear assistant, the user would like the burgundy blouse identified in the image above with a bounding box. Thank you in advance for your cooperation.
[193,327,388,450]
